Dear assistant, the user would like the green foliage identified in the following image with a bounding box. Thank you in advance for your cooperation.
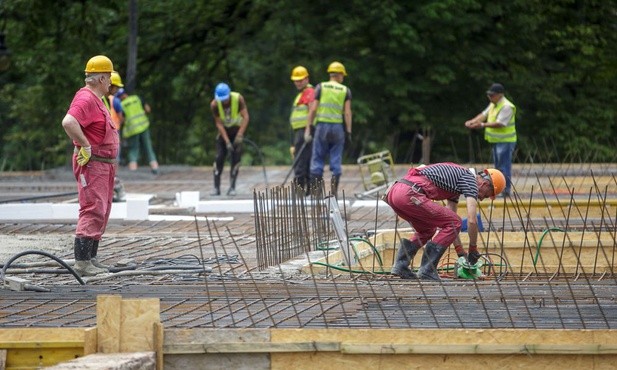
[1,0,616,171]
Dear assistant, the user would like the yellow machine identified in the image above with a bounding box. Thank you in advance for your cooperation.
[355,150,395,199]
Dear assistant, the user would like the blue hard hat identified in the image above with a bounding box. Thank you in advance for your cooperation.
[214,82,230,101]
[115,88,126,97]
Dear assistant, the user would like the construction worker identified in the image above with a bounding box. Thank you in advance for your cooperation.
[61,55,118,276]
[386,163,506,281]
[464,83,517,197]
[304,61,352,198]
[210,82,249,196]
[117,88,159,174]
[103,71,126,202]
[289,66,315,195]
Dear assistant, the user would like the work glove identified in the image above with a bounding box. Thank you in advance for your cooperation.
[289,146,295,159]
[468,250,482,265]
[345,131,352,145]
[233,134,243,147]
[303,130,312,143]
[76,146,92,166]
[226,141,234,153]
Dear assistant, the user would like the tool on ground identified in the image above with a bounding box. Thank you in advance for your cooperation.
[454,256,484,279]
[281,141,309,186]
[354,150,395,199]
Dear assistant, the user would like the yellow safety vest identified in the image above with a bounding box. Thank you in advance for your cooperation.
[121,95,150,138]
[485,97,517,143]
[216,92,242,127]
[289,84,313,129]
[316,81,347,124]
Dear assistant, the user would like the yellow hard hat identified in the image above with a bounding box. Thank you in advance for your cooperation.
[290,66,309,81]
[84,55,113,73]
[483,168,506,199]
[110,71,124,87]
[327,61,347,76]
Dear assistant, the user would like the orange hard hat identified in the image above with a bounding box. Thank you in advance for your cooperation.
[483,168,506,199]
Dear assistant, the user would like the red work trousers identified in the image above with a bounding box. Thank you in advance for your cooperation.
[387,182,462,247]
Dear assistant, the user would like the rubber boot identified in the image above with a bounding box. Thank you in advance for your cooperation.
[309,176,324,198]
[211,166,221,196]
[73,237,107,276]
[331,175,341,198]
[227,164,239,196]
[417,241,448,281]
[90,240,109,271]
[113,177,126,202]
[391,239,420,279]
[293,176,305,196]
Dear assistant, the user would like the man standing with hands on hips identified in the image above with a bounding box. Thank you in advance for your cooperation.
[61,55,118,276]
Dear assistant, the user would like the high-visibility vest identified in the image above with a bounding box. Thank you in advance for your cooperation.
[121,95,150,138]
[485,97,517,143]
[216,92,242,127]
[316,81,347,124]
[289,84,313,129]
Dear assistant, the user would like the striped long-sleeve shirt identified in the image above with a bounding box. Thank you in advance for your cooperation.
[418,163,478,200]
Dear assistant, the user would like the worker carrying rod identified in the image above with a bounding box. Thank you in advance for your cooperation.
[385,162,505,281]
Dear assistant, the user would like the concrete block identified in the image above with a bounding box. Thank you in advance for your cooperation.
[45,351,156,370]
[125,198,149,220]
[196,200,255,213]
[175,191,200,208]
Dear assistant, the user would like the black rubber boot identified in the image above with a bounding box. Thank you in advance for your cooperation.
[73,237,107,276]
[331,175,341,198]
[417,241,448,281]
[309,176,324,198]
[228,164,239,196]
[211,170,221,196]
[90,240,109,270]
[391,238,420,279]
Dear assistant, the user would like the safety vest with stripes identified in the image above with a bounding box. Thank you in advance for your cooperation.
[316,81,347,124]
[485,97,517,143]
[121,95,150,138]
[217,92,242,128]
[289,84,313,129]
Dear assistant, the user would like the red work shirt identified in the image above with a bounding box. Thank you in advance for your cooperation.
[67,87,111,145]
[296,86,315,106]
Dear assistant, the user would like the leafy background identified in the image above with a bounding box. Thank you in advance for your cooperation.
[0,0,615,171]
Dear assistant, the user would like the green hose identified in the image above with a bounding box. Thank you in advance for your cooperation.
[534,227,565,266]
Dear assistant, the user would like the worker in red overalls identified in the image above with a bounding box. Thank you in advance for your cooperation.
[386,163,505,281]
[61,55,119,276]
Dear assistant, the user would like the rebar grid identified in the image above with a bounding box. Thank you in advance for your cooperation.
[2,169,617,330]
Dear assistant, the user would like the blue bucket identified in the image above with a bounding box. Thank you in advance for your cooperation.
[461,213,484,232]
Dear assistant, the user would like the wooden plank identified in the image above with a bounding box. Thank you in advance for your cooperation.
[83,327,97,355]
[0,349,6,370]
[340,343,617,355]
[97,295,122,353]
[153,322,164,370]
[164,341,340,354]
[119,298,160,352]
[0,341,83,349]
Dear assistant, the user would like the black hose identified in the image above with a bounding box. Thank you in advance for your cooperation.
[0,191,78,204]
[1,250,85,285]
[243,137,269,187]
